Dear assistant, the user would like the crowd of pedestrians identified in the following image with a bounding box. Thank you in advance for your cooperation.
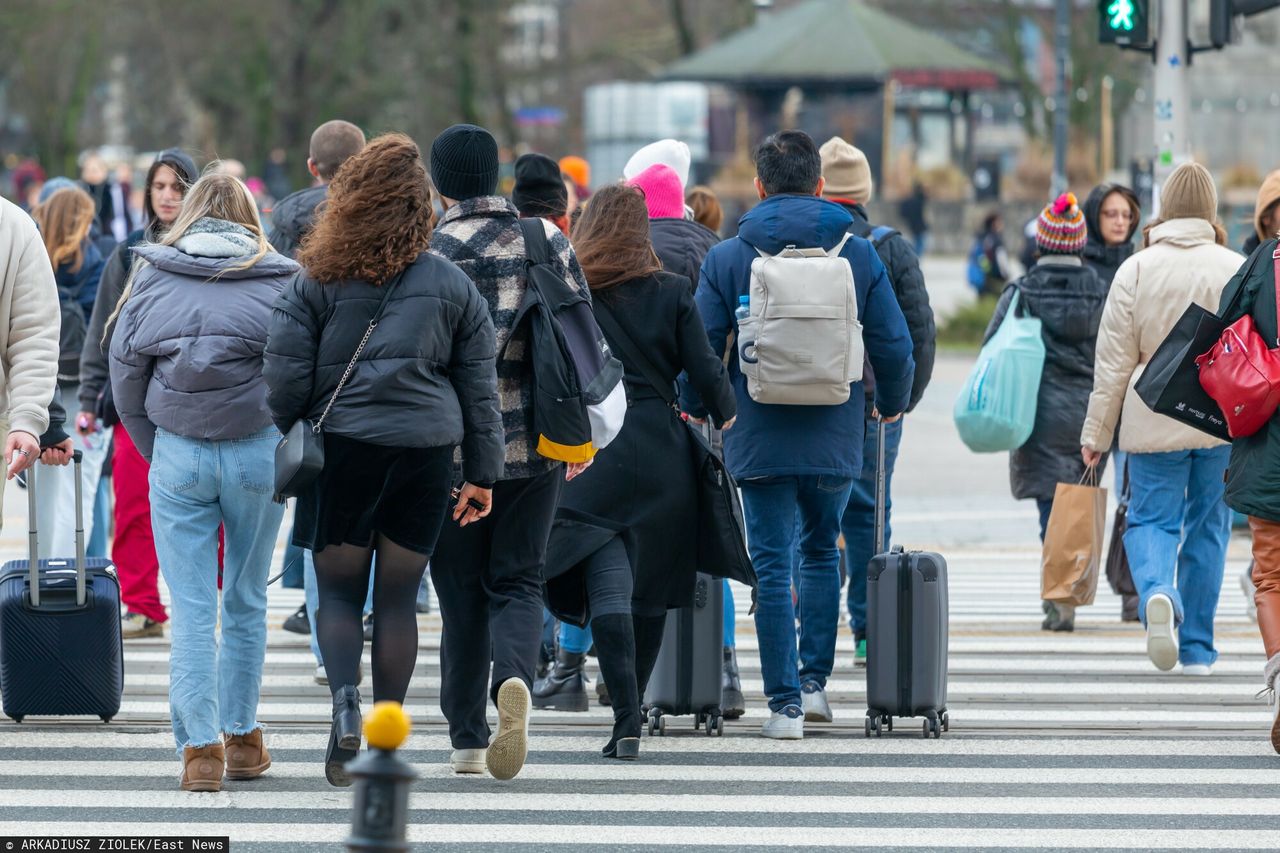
[2,117,1279,792]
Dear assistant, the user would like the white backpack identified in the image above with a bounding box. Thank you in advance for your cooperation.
[737,234,864,405]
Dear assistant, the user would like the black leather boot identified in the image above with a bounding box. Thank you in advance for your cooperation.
[632,612,667,701]
[536,640,555,680]
[721,646,745,719]
[532,649,589,711]
[592,614,641,759]
[325,685,361,787]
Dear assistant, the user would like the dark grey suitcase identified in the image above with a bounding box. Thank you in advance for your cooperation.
[644,572,725,736]
[864,420,949,738]
[0,451,124,722]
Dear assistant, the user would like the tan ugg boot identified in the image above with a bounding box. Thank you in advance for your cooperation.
[180,743,225,792]
[224,728,271,780]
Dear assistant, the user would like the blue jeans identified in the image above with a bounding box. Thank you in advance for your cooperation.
[559,622,593,655]
[723,580,735,648]
[88,473,111,558]
[149,428,285,753]
[741,474,853,712]
[1124,448,1231,667]
[840,418,902,638]
[280,537,305,589]
[1036,498,1054,543]
[304,549,374,666]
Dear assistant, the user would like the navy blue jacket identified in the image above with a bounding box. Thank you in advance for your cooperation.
[679,194,914,480]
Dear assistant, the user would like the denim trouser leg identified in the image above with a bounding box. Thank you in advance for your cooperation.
[280,535,305,589]
[1125,451,1194,626]
[1036,498,1055,543]
[217,429,285,735]
[559,622,593,655]
[306,548,377,667]
[1174,447,1231,665]
[797,476,855,687]
[841,418,902,637]
[150,430,222,753]
[723,580,735,648]
[743,475,852,712]
[88,472,112,559]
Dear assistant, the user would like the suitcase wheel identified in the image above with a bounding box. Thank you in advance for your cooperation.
[941,712,950,733]
[694,713,704,731]
[705,714,724,737]
[10,715,22,724]
[864,716,872,738]
[100,715,112,724]
[657,715,667,736]
[883,715,893,732]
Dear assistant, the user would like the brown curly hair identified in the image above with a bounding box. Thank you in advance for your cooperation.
[297,133,434,284]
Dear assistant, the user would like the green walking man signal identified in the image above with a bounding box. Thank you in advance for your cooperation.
[1098,0,1148,44]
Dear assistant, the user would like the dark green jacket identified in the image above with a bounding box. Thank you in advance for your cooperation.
[1219,239,1280,522]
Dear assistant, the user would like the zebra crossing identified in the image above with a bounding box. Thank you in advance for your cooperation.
[2,549,1278,851]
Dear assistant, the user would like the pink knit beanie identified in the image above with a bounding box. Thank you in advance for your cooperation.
[628,164,685,220]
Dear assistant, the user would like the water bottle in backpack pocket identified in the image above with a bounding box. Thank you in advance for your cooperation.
[738,234,863,406]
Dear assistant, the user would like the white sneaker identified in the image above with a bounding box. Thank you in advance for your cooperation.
[1181,663,1213,676]
[800,681,833,723]
[487,678,531,780]
[450,748,486,774]
[761,705,804,740]
[1145,593,1179,671]
[1242,563,1258,623]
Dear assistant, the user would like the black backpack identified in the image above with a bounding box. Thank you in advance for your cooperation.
[508,219,626,463]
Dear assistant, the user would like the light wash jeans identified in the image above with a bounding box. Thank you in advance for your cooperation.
[741,474,854,712]
[1125,447,1231,667]
[150,427,285,753]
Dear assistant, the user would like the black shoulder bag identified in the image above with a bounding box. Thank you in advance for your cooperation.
[273,272,404,503]
[593,300,756,592]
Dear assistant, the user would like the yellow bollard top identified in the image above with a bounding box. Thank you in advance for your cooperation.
[364,701,412,750]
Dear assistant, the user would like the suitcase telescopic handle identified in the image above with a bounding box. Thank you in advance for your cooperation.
[25,450,86,608]
[873,418,887,555]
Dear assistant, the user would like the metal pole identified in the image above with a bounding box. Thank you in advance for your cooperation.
[1152,0,1191,214]
[1051,0,1070,197]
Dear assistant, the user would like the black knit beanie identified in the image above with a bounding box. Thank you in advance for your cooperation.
[512,153,568,219]
[430,124,499,202]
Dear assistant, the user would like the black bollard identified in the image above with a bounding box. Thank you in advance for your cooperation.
[346,702,417,852]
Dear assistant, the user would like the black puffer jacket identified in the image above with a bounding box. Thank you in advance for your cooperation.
[263,251,505,485]
[650,217,719,292]
[842,202,936,411]
[268,185,327,260]
[1082,183,1139,286]
[984,258,1109,501]
[1218,239,1280,522]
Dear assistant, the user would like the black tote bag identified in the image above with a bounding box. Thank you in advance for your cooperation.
[1133,247,1267,442]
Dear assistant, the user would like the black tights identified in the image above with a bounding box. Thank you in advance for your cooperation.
[314,535,429,703]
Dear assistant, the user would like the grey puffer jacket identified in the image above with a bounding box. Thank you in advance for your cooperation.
[983,257,1109,501]
[267,185,327,260]
[109,241,299,460]
[650,217,719,293]
[263,251,505,486]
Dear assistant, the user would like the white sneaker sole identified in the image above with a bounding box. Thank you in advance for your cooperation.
[487,679,531,780]
[450,751,486,775]
[802,700,833,723]
[1145,595,1179,671]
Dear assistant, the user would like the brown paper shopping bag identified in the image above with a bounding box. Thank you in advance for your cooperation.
[1040,469,1108,607]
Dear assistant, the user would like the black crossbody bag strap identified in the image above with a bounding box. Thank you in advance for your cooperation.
[594,299,677,409]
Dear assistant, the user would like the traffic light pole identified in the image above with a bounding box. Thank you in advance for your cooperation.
[1151,0,1190,212]
[1052,0,1070,197]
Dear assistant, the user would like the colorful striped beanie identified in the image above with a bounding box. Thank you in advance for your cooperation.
[1036,192,1088,255]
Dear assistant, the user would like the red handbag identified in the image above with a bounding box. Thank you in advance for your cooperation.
[1196,248,1280,438]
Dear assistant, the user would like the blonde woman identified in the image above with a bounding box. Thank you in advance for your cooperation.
[30,185,108,558]
[109,171,299,792]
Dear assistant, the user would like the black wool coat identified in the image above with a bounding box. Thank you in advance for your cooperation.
[543,271,736,622]
[984,259,1109,501]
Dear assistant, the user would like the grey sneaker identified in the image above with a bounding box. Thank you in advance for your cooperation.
[800,681,832,723]
[1242,562,1258,624]
[450,748,486,774]
[1145,593,1178,671]
[762,704,804,740]
[121,612,164,639]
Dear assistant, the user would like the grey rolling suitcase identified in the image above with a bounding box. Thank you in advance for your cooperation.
[0,451,124,722]
[644,572,725,737]
[864,420,949,738]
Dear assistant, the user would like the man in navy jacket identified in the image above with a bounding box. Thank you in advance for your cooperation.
[680,130,914,739]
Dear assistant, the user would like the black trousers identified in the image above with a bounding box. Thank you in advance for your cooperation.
[431,466,564,749]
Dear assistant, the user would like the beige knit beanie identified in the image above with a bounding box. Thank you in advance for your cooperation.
[1160,162,1218,222]
[819,136,874,204]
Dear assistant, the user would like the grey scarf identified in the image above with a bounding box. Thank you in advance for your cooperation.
[174,217,260,258]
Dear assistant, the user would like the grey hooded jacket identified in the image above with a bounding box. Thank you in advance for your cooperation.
[109,242,299,460]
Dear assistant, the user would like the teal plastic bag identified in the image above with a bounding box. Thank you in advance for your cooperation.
[954,289,1046,452]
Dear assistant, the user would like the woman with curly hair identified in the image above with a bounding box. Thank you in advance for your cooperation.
[263,133,504,786]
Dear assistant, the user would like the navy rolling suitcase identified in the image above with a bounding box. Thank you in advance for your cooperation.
[864,420,950,738]
[0,451,124,722]
[644,572,725,737]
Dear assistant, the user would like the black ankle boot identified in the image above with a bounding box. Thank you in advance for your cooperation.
[532,649,589,711]
[325,685,361,787]
[592,614,640,759]
[721,646,745,719]
[632,613,668,701]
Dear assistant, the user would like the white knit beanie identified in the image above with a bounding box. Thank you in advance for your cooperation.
[623,139,692,190]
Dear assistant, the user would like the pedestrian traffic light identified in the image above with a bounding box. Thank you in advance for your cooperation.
[1098,0,1149,44]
